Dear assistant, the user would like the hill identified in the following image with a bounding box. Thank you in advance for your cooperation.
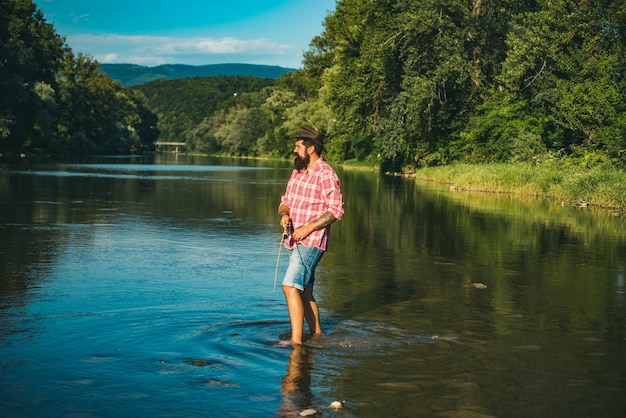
[100,63,295,86]
[134,76,276,141]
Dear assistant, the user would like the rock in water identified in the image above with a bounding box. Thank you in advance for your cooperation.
[299,408,317,416]
[330,400,343,409]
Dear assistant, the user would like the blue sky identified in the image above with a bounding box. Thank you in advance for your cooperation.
[38,0,337,68]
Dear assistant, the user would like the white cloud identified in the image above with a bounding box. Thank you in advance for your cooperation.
[65,33,300,67]
[99,53,119,63]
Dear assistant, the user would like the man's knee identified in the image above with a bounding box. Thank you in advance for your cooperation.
[282,284,300,297]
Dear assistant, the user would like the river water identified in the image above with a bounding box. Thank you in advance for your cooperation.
[1,155,625,417]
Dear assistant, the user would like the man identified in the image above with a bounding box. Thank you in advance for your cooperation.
[278,127,344,346]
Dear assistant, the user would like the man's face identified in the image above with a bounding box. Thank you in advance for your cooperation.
[293,139,310,171]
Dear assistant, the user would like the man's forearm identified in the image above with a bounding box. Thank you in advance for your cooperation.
[310,211,336,230]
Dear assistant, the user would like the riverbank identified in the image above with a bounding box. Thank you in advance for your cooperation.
[342,158,626,212]
[9,151,624,212]
[230,156,626,212]
[412,162,626,212]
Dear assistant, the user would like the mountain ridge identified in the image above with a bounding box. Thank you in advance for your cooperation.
[100,63,295,86]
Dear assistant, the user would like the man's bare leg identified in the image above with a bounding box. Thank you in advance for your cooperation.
[302,287,322,335]
[283,285,304,345]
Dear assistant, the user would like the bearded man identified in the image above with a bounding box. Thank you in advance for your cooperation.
[277,127,344,346]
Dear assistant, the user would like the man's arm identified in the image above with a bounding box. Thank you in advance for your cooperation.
[292,211,336,242]
[310,211,337,230]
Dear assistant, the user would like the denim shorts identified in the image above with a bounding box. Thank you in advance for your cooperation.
[282,244,325,291]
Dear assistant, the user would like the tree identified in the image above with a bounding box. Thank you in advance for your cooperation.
[498,0,626,163]
[55,51,157,155]
[214,106,270,155]
[136,76,275,143]
[0,0,65,152]
[318,0,519,170]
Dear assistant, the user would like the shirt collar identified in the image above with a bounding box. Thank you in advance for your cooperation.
[307,156,324,173]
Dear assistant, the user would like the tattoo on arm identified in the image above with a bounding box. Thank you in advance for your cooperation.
[312,211,336,229]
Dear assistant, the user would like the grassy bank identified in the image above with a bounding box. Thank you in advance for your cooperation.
[182,154,626,211]
[414,162,626,211]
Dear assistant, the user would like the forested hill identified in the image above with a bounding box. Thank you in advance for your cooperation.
[134,76,277,143]
[100,63,295,86]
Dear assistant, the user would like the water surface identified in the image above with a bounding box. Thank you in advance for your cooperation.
[1,155,625,417]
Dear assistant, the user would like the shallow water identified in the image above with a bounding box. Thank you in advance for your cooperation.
[1,155,625,417]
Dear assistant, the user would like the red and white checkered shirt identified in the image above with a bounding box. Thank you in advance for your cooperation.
[280,157,344,251]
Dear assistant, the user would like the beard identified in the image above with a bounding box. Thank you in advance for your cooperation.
[294,153,310,171]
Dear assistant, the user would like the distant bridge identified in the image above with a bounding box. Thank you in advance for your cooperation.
[154,141,186,153]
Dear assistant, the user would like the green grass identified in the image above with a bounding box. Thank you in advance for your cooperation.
[415,162,626,210]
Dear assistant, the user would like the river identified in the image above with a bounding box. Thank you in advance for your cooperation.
[1,155,625,417]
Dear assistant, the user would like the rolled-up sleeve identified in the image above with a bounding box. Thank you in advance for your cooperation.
[322,174,344,220]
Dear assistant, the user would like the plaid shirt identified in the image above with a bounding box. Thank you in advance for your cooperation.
[280,157,344,251]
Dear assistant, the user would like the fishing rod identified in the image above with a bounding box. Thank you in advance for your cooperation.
[273,224,290,291]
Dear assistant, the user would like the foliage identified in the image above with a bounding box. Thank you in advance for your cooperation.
[3,0,626,170]
[0,0,64,152]
[0,0,159,158]
[497,0,626,164]
[295,0,625,171]
[53,51,158,155]
[183,83,338,158]
[135,76,275,143]
[456,92,554,164]
[315,0,518,170]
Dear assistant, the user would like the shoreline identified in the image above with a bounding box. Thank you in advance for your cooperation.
[7,151,625,213]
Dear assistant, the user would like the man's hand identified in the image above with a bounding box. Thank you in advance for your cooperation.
[292,224,314,241]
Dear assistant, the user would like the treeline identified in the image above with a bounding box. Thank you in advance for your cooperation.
[135,76,276,144]
[177,0,626,171]
[1,0,158,158]
[3,0,626,171]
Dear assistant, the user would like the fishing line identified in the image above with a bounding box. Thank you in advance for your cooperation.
[273,225,289,291]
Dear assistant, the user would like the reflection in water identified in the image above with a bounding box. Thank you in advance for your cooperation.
[278,346,314,417]
[1,155,625,417]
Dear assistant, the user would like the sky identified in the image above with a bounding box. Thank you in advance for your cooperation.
[37,0,338,69]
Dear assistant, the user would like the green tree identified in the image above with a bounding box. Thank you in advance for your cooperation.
[281,32,337,101]
[258,88,299,155]
[319,0,517,170]
[0,0,65,153]
[213,106,270,155]
[185,110,225,154]
[55,51,157,154]
[136,76,276,143]
[457,92,555,163]
[498,0,626,164]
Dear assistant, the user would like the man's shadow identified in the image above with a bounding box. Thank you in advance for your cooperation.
[278,345,315,416]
